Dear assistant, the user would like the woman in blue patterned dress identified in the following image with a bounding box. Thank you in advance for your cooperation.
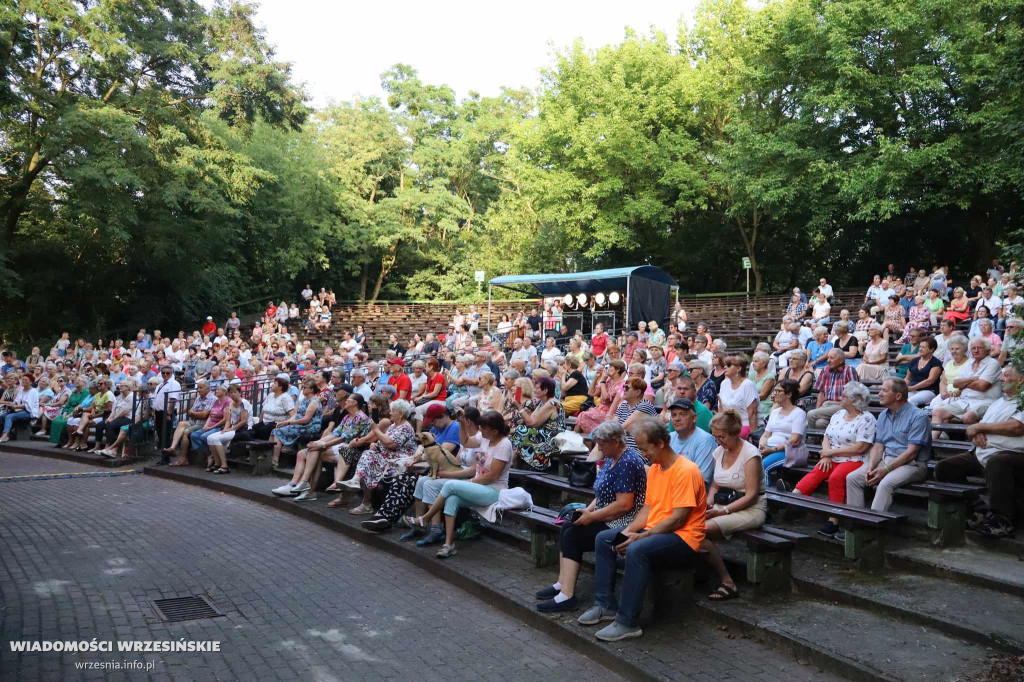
[509,376,565,470]
[533,420,647,612]
[270,378,322,468]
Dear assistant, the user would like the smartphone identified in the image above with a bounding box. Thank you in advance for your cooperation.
[570,509,584,524]
[514,386,522,404]
[612,532,628,546]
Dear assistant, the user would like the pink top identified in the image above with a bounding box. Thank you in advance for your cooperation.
[206,397,231,427]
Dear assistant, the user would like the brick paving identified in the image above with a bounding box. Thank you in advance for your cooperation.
[0,455,623,682]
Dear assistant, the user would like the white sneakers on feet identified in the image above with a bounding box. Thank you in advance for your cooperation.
[293,490,317,502]
[339,478,361,490]
[290,481,311,494]
[271,483,296,497]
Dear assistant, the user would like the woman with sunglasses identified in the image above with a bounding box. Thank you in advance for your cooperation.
[718,354,759,439]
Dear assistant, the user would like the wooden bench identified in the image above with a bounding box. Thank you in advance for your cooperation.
[511,469,805,593]
[226,439,276,475]
[766,490,904,568]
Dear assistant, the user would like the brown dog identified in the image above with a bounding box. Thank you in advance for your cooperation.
[417,432,461,479]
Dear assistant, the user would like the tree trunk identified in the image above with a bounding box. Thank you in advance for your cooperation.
[3,153,49,241]
[734,211,764,294]
[369,242,399,304]
[358,263,368,301]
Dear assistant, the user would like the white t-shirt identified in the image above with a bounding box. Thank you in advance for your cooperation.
[975,397,1024,466]
[960,357,1002,403]
[823,409,876,462]
[719,378,759,427]
[765,406,808,450]
[812,300,831,320]
[1000,295,1023,318]
[875,288,895,305]
[260,391,295,423]
[541,347,560,364]
[774,330,795,350]
[476,437,513,490]
[696,349,714,366]
[797,326,814,347]
[712,440,764,494]
[819,284,834,298]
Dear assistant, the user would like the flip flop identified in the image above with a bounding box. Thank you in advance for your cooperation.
[327,496,347,508]
[708,584,739,601]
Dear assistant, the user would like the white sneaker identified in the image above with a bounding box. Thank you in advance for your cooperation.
[339,478,361,490]
[290,481,311,494]
[34,431,46,437]
[293,490,317,502]
[271,483,296,497]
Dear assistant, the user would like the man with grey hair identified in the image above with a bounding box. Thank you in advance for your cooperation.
[998,318,1021,366]
[350,369,372,402]
[931,337,1002,436]
[935,365,1024,538]
[846,377,931,514]
[808,349,859,428]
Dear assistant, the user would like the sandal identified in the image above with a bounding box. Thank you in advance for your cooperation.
[324,483,344,493]
[349,504,373,515]
[402,515,426,528]
[213,467,230,475]
[206,464,218,472]
[327,496,347,509]
[708,584,739,601]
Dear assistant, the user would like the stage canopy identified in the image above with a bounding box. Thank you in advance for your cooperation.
[488,265,679,332]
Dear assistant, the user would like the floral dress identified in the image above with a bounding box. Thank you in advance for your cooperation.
[898,305,931,343]
[511,397,566,471]
[42,387,72,420]
[355,421,416,488]
[333,411,374,466]
[576,378,624,434]
[883,305,906,337]
[695,379,719,412]
[271,396,322,446]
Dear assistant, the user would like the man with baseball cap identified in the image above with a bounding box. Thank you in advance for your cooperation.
[386,357,411,401]
[667,398,716,487]
[202,316,216,336]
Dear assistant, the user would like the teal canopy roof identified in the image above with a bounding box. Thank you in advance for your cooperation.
[489,266,678,296]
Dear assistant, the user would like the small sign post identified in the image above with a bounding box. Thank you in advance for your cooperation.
[742,257,751,296]
[475,270,485,295]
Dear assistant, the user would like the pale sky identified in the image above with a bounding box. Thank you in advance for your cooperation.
[252,0,702,107]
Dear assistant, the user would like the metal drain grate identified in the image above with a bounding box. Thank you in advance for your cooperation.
[151,595,224,622]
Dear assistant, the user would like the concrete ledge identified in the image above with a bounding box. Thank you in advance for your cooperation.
[144,465,884,682]
[0,440,145,469]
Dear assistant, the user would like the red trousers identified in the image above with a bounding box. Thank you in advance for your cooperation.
[795,461,863,503]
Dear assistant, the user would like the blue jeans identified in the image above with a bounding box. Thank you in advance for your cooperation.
[439,480,499,517]
[593,529,697,628]
[762,451,786,487]
[2,410,31,434]
[189,426,221,452]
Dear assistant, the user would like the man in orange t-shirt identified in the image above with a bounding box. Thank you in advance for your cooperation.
[584,417,706,642]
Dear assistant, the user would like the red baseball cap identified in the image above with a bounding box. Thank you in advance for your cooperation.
[423,402,447,425]
[388,357,405,367]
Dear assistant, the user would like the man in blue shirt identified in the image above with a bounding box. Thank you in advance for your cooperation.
[846,377,930,511]
[667,399,716,488]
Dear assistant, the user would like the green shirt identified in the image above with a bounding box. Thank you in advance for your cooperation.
[667,400,713,434]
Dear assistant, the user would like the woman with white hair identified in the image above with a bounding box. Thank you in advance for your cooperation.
[806,326,833,371]
[347,399,417,515]
[792,381,875,537]
[972,318,1003,357]
[858,323,890,382]
[444,354,473,410]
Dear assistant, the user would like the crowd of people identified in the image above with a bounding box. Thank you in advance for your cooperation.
[1,262,1021,642]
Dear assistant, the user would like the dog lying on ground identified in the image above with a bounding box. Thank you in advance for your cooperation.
[417,432,462,479]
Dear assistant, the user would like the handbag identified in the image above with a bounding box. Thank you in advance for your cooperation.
[714,488,744,506]
[567,459,597,488]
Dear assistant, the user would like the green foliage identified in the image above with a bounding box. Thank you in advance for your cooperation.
[3,0,1024,346]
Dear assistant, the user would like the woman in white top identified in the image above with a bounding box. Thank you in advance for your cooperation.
[703,410,767,601]
[206,384,250,474]
[792,382,875,538]
[541,336,561,364]
[256,376,296,440]
[758,379,808,487]
[858,323,890,382]
[406,410,512,559]
[0,374,40,443]
[718,353,759,438]
[810,292,831,326]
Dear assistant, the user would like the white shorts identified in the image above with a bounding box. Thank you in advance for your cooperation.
[929,396,991,418]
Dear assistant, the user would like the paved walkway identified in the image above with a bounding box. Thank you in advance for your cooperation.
[0,454,623,682]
